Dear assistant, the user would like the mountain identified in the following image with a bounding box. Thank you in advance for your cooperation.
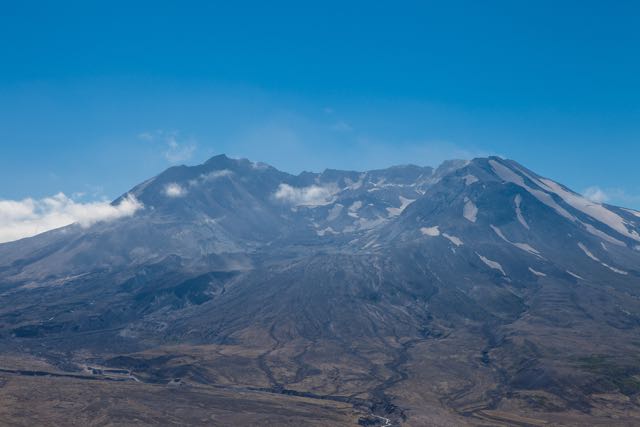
[1,155,640,426]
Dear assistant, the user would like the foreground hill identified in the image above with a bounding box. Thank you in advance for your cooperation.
[1,155,640,426]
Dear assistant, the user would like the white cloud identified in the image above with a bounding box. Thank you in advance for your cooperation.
[274,184,337,206]
[0,193,143,244]
[164,183,187,198]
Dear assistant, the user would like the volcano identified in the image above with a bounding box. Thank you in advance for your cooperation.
[1,155,639,426]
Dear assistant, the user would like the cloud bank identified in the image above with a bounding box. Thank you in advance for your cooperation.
[0,193,143,244]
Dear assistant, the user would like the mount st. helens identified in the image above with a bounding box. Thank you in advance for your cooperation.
[1,155,639,426]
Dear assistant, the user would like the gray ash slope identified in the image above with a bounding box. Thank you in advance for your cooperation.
[1,154,640,422]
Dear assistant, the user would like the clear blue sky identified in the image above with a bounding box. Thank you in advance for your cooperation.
[1,1,639,208]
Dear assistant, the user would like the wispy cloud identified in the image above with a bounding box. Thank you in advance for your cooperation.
[137,131,155,142]
[583,186,640,207]
[330,120,353,132]
[230,111,486,175]
[350,136,488,168]
[139,130,197,164]
[583,186,610,203]
[164,134,196,163]
[0,193,143,244]
[187,169,233,187]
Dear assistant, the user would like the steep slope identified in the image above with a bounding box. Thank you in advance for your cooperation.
[1,155,639,426]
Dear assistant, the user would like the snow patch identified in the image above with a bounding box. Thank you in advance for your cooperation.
[540,178,640,242]
[442,233,463,246]
[603,264,628,275]
[513,243,541,255]
[578,242,629,274]
[490,160,576,222]
[490,225,509,241]
[490,225,541,257]
[463,174,479,185]
[421,226,440,236]
[583,224,625,246]
[387,196,416,217]
[316,226,338,236]
[578,242,600,262]
[477,253,506,275]
[490,160,637,244]
[528,267,546,277]
[357,216,386,230]
[363,238,378,249]
[514,194,530,230]
[566,270,585,280]
[348,201,362,212]
[345,174,365,190]
[463,198,478,223]
[327,204,343,221]
[622,208,640,218]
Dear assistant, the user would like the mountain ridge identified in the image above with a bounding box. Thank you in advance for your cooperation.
[1,155,640,426]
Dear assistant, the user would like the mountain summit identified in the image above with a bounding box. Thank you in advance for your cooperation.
[1,156,639,425]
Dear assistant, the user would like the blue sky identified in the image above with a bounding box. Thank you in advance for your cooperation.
[1,1,639,209]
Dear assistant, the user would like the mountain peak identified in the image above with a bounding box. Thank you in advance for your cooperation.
[203,153,238,168]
